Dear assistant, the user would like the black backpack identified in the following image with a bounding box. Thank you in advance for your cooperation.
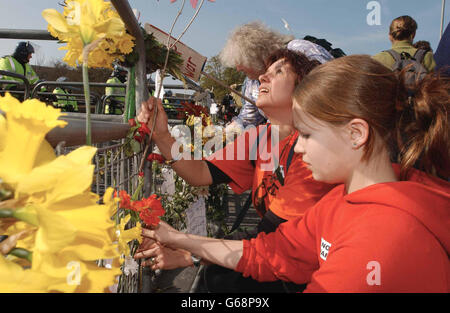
[386,49,428,89]
[303,35,347,58]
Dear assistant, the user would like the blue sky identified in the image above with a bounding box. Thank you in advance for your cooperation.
[0,0,448,70]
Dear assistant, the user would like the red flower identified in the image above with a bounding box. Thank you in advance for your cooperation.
[134,122,151,143]
[132,195,165,226]
[138,171,144,177]
[115,190,134,211]
[177,101,209,120]
[146,153,165,164]
[138,123,150,136]
[128,118,137,127]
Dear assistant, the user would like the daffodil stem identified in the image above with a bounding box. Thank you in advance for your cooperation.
[81,38,103,146]
[9,248,32,263]
[82,63,92,146]
[0,209,13,218]
[131,176,145,201]
[0,207,38,226]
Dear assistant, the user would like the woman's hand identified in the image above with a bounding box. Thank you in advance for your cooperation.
[137,97,170,141]
[140,220,179,247]
[134,242,193,270]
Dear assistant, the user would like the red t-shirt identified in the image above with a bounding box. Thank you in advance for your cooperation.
[207,124,335,220]
[236,177,450,292]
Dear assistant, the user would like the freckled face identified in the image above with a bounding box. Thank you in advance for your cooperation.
[293,102,354,184]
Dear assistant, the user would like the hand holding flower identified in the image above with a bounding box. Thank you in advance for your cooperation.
[137,97,170,141]
[134,241,192,270]
[140,220,179,247]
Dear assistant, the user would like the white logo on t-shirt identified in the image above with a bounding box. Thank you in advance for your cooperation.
[320,237,332,261]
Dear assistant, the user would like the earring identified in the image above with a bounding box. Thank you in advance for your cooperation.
[352,142,358,148]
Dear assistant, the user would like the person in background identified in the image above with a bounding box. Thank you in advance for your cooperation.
[138,55,450,293]
[105,65,127,115]
[0,41,40,98]
[209,98,219,124]
[373,15,436,72]
[219,21,334,131]
[219,21,294,129]
[52,76,78,112]
[413,40,433,53]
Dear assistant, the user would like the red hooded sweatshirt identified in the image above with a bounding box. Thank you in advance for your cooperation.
[236,177,450,292]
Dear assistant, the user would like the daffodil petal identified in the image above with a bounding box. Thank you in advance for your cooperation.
[34,207,77,254]
[0,114,6,151]
[0,255,65,293]
[74,262,121,293]
[42,9,71,33]
[0,94,66,187]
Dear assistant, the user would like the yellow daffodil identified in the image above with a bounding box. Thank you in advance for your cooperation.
[0,93,66,188]
[0,97,121,292]
[0,254,66,293]
[116,214,142,257]
[42,0,122,46]
[75,261,122,293]
[0,113,6,151]
[42,0,135,68]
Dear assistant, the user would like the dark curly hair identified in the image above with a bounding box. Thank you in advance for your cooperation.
[265,48,321,85]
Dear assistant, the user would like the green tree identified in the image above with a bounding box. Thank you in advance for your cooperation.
[199,55,245,102]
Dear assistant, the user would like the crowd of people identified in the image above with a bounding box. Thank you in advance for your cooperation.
[134,15,450,293]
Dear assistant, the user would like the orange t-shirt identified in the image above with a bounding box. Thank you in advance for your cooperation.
[207,124,335,220]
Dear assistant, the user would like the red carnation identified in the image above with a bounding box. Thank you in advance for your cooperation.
[138,123,150,136]
[128,118,137,127]
[146,153,165,164]
[134,123,151,143]
[115,190,134,211]
[132,194,165,226]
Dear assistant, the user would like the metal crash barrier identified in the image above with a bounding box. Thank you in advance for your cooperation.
[0,70,31,99]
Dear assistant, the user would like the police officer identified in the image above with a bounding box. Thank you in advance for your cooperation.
[105,65,127,114]
[52,77,78,112]
[0,41,39,93]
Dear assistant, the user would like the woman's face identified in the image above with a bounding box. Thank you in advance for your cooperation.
[256,58,297,113]
[292,103,355,184]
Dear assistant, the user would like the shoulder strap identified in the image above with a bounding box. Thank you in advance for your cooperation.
[230,135,298,234]
[229,192,253,233]
[250,124,269,167]
[386,49,402,63]
[413,49,427,64]
[285,136,298,174]
[231,125,269,233]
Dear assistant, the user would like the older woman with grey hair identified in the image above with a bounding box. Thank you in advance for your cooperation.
[219,21,333,129]
[219,21,293,128]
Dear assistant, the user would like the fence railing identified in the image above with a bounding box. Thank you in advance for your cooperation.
[0,70,31,99]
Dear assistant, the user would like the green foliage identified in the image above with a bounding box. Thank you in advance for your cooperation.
[199,55,246,102]
[122,28,184,81]
[153,166,228,235]
[205,184,228,236]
